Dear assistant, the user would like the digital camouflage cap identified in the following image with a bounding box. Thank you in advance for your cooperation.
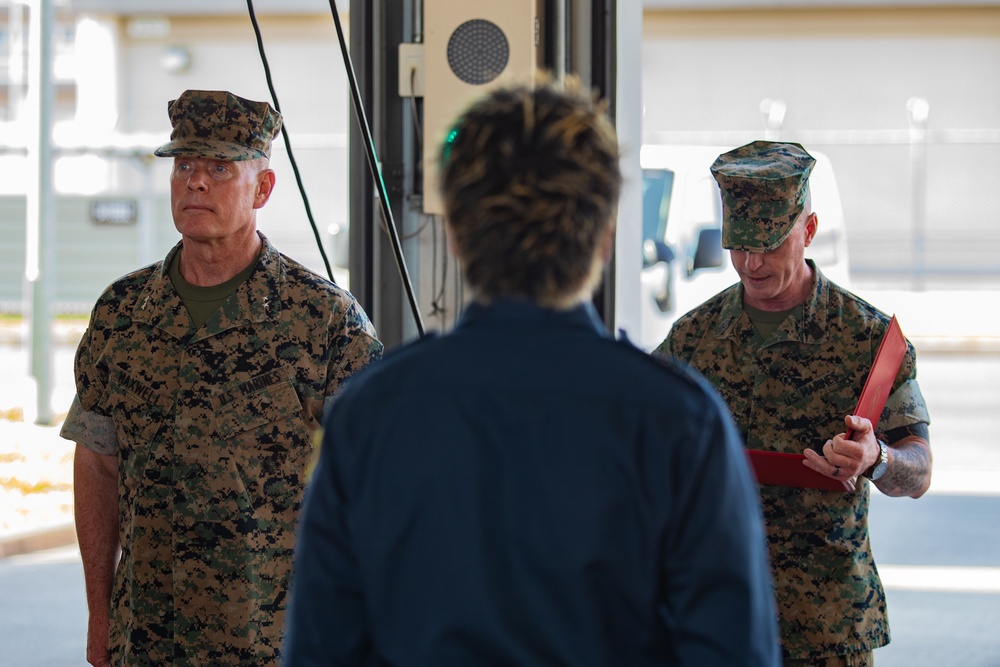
[154,90,282,161]
[711,140,816,252]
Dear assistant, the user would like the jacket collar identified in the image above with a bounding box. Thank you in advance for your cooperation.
[713,259,831,347]
[456,298,609,338]
[132,232,282,342]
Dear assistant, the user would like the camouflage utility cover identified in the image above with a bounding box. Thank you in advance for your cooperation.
[154,89,283,161]
[655,262,930,661]
[711,140,816,252]
[61,235,382,666]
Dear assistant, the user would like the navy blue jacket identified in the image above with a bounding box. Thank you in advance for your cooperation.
[284,299,779,666]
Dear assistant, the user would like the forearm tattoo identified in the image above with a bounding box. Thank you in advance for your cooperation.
[877,423,932,497]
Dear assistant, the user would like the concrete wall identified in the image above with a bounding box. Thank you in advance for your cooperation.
[1,10,355,312]
[0,193,174,310]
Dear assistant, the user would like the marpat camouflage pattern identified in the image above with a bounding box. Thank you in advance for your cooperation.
[712,140,816,252]
[61,235,382,665]
[154,89,282,161]
[655,263,930,661]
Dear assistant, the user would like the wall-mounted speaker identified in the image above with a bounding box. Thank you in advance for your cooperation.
[422,0,545,214]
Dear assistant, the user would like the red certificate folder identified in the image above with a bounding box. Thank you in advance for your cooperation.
[746,450,850,491]
[844,315,906,440]
[747,315,906,492]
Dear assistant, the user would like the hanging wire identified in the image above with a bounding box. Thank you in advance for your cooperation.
[430,216,448,320]
[325,0,425,336]
[245,0,336,284]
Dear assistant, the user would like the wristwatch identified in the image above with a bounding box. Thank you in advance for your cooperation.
[865,439,889,481]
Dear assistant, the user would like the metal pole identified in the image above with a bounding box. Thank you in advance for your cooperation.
[138,155,157,266]
[328,0,426,337]
[614,0,642,337]
[553,0,567,81]
[412,0,423,43]
[907,97,929,292]
[24,0,56,425]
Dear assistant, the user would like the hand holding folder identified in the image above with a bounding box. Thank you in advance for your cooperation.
[843,316,907,440]
[747,316,907,492]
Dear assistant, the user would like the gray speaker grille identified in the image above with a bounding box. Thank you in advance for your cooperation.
[447,19,509,85]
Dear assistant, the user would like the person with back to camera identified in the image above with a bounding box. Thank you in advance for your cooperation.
[654,140,933,666]
[282,77,781,666]
[61,89,383,666]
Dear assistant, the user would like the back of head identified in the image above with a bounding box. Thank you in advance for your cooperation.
[438,78,621,308]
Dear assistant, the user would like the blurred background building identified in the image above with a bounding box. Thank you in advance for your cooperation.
[0,0,997,311]
[0,0,352,314]
[643,0,1000,292]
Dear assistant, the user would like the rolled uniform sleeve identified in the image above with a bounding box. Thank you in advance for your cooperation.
[60,318,118,456]
[880,340,930,433]
[61,395,117,456]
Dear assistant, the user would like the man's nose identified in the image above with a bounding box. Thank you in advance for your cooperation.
[187,167,210,191]
[744,251,764,270]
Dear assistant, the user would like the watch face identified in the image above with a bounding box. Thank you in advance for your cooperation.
[870,441,889,480]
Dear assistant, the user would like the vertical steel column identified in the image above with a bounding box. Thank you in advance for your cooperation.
[349,2,380,331]
[589,0,616,330]
[907,96,929,292]
[613,0,643,339]
[137,155,157,266]
[24,0,55,425]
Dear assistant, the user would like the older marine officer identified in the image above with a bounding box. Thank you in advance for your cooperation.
[63,90,382,666]
[655,140,932,666]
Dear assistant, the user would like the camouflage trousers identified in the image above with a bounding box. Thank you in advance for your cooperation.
[785,650,873,667]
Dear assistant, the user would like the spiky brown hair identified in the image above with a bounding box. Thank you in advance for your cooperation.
[438,77,621,308]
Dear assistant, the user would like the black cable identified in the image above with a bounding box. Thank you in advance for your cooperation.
[401,213,432,241]
[430,217,448,318]
[429,215,442,318]
[408,67,423,147]
[326,0,426,337]
[246,0,336,284]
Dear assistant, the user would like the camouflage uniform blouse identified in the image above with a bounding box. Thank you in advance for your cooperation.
[61,235,382,666]
[655,261,929,661]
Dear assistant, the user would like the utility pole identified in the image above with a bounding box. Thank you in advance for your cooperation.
[24,0,56,425]
[907,96,929,292]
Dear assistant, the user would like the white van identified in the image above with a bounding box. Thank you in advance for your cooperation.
[636,144,851,351]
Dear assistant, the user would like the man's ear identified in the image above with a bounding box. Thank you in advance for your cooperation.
[599,221,617,262]
[803,212,819,247]
[254,169,276,209]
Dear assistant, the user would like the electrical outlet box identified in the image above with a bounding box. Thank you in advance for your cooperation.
[398,43,425,97]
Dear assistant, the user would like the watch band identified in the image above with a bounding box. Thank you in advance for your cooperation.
[865,439,889,481]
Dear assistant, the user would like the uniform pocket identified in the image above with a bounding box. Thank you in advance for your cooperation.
[215,367,303,440]
[210,367,312,523]
[778,370,858,450]
[99,366,174,499]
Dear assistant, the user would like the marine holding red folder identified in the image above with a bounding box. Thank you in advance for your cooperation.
[747,314,908,492]
[654,141,933,664]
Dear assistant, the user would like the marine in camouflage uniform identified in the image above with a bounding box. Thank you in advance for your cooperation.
[61,90,382,666]
[654,141,932,665]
